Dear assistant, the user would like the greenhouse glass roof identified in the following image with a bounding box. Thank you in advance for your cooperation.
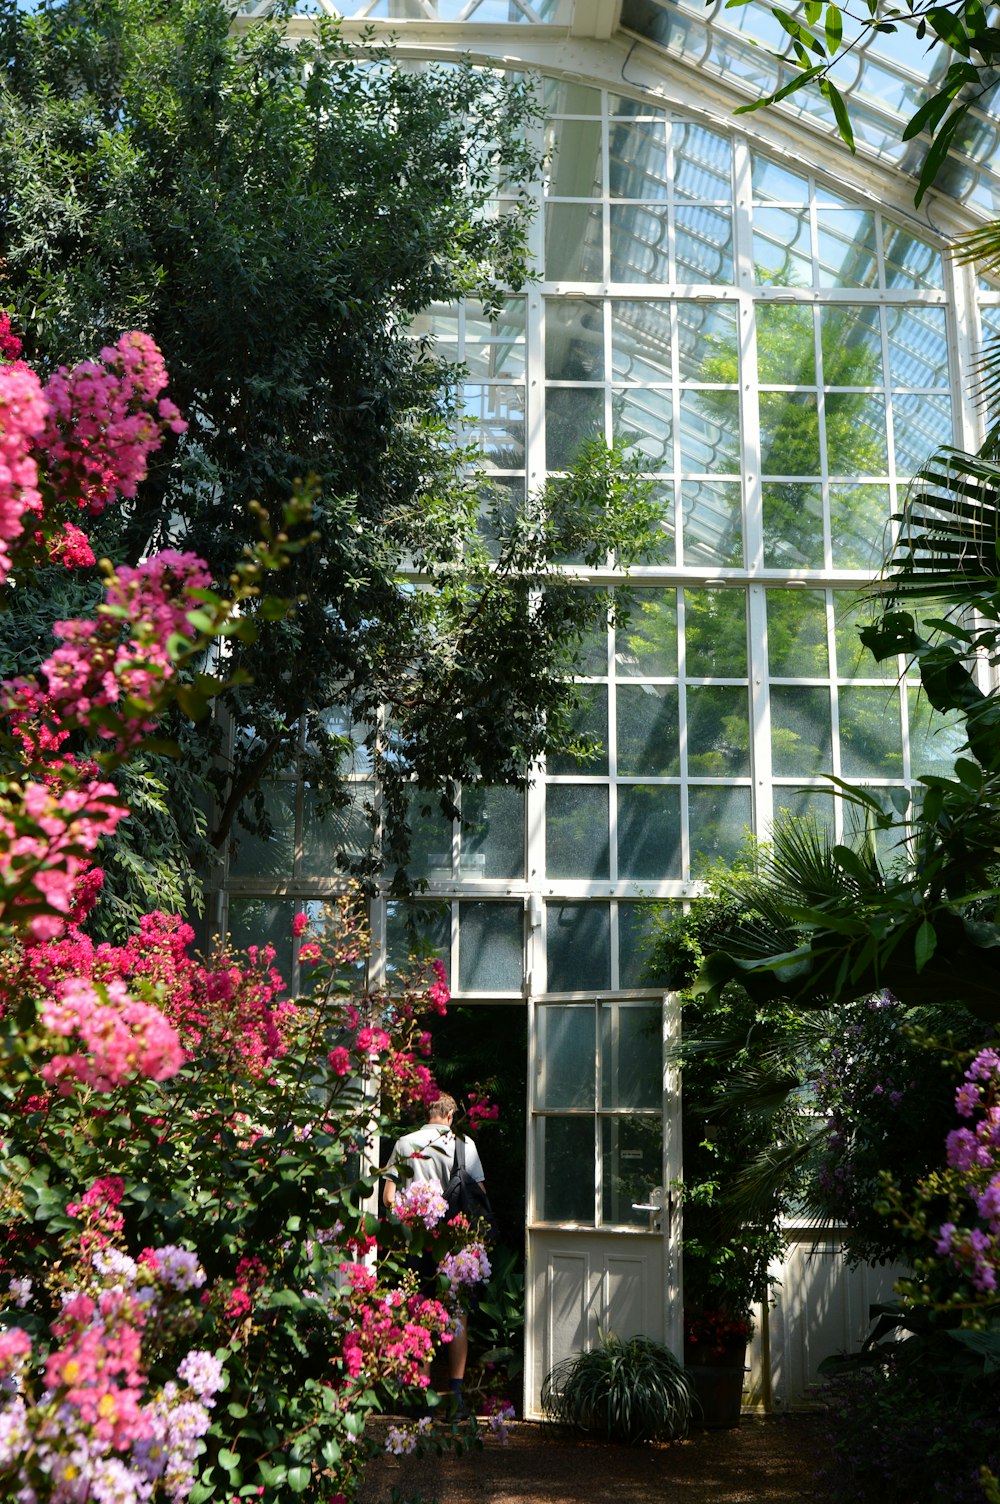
[238,0,1000,220]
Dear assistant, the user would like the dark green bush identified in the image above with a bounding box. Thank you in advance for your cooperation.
[541,1333,693,1444]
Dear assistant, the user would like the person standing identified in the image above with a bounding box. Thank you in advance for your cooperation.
[383,1092,486,1413]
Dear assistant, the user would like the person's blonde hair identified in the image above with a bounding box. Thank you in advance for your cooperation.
[428,1092,458,1120]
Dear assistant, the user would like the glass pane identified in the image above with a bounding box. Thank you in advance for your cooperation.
[464,300,527,380]
[617,784,682,879]
[834,602,894,680]
[228,782,296,878]
[404,787,454,881]
[759,392,820,476]
[611,300,672,382]
[545,118,603,197]
[463,384,525,469]
[546,386,603,470]
[762,483,824,569]
[612,387,672,465]
[536,1116,596,1223]
[771,790,835,835]
[615,590,678,677]
[618,902,659,988]
[617,685,679,776]
[816,208,879,288]
[300,783,372,876]
[756,305,816,385]
[610,204,668,282]
[607,120,668,198]
[674,206,734,284]
[601,1004,661,1109]
[677,301,739,381]
[546,297,604,380]
[458,902,523,992]
[547,902,611,991]
[886,307,949,389]
[892,392,952,475]
[673,121,732,200]
[681,480,743,565]
[908,691,966,777]
[686,686,751,776]
[883,224,944,290]
[538,1004,592,1112]
[751,155,809,203]
[460,786,525,879]
[684,590,747,677]
[545,203,603,281]
[753,206,812,285]
[771,685,833,776]
[827,393,888,475]
[385,901,450,977]
[839,686,903,777]
[601,1116,663,1227]
[766,590,830,678]
[820,306,883,386]
[547,688,608,775]
[829,484,891,569]
[546,785,610,879]
[688,785,753,870]
[679,390,740,472]
[227,899,294,982]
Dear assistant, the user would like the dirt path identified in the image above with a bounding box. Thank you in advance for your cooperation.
[360,1414,834,1504]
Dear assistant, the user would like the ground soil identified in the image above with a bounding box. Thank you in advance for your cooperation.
[360,1412,834,1504]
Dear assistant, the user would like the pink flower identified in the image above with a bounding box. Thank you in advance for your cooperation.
[292,912,309,937]
[329,1046,351,1076]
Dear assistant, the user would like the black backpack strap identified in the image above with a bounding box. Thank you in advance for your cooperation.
[454,1136,467,1173]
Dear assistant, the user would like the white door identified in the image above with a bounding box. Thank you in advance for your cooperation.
[524,990,682,1417]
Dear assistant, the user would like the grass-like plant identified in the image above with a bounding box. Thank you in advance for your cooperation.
[541,1332,693,1444]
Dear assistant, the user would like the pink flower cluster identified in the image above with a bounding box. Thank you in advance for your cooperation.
[340,1289,452,1391]
[0,779,125,942]
[935,1049,1000,1293]
[37,330,186,517]
[0,359,46,582]
[8,910,296,1079]
[7,549,214,757]
[0,1233,223,1504]
[39,977,185,1095]
[439,1242,491,1294]
[393,1178,449,1230]
[466,1091,500,1130]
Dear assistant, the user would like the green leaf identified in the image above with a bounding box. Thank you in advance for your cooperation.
[804,0,821,23]
[914,918,937,972]
[825,4,842,51]
[926,6,972,55]
[772,7,827,55]
[914,103,970,206]
[286,1466,311,1492]
[820,77,855,150]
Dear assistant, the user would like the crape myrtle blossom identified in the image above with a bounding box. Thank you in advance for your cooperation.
[0,1231,223,1504]
[439,1242,491,1294]
[392,1178,449,1231]
[932,1049,1000,1293]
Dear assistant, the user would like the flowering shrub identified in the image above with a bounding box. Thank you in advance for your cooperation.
[811,991,982,1266]
[683,1310,752,1357]
[0,320,495,1502]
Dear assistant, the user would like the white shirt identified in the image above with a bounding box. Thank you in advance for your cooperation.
[385,1123,485,1188]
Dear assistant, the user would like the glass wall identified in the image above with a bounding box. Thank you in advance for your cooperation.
[221,76,976,1003]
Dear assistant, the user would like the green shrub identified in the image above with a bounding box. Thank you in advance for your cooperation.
[541,1333,693,1444]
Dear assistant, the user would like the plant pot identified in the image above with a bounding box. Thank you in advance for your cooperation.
[684,1341,747,1430]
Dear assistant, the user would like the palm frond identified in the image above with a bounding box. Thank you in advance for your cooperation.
[873,448,1000,606]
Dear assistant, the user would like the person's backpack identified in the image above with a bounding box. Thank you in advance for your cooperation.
[444,1136,498,1243]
